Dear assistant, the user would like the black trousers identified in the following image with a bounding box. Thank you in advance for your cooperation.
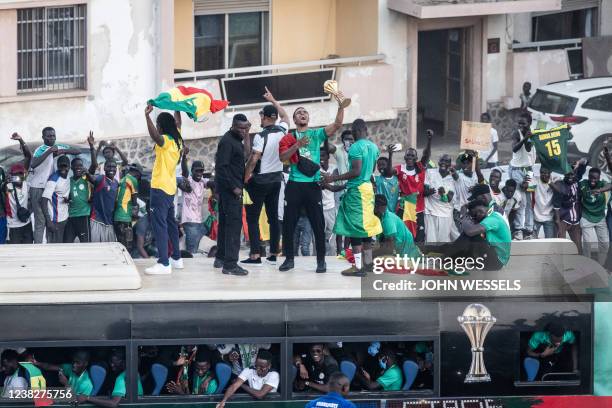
[245,180,281,255]
[8,223,33,244]
[215,189,243,269]
[64,215,90,243]
[440,232,503,271]
[282,181,326,262]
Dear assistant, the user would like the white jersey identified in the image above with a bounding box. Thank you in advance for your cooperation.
[453,171,478,211]
[424,169,454,217]
[533,176,556,222]
[509,130,536,168]
[238,368,279,392]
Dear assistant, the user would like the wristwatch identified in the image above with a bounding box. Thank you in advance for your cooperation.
[305,381,310,387]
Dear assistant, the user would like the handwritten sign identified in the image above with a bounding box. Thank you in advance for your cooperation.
[460,121,492,151]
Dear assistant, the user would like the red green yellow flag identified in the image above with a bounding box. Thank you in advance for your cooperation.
[148,86,229,122]
[402,193,418,238]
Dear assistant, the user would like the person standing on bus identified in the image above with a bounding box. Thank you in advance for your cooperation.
[323,120,382,277]
[216,350,279,407]
[305,372,356,408]
[144,105,184,275]
[41,155,71,244]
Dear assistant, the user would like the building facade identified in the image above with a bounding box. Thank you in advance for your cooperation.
[0,0,609,167]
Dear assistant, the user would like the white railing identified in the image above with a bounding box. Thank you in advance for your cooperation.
[174,54,386,81]
[511,38,582,52]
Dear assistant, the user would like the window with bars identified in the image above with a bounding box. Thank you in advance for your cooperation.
[17,5,87,93]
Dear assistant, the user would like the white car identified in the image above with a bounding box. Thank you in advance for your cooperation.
[528,77,612,170]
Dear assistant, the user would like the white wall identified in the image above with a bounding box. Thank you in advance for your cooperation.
[377,0,409,109]
[0,0,161,149]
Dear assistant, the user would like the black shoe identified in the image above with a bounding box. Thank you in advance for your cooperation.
[342,265,366,277]
[240,257,262,265]
[316,260,327,273]
[266,255,277,265]
[213,258,224,269]
[363,263,373,273]
[222,265,249,276]
[279,258,294,272]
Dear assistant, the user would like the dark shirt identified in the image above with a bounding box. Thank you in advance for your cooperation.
[91,175,119,225]
[552,163,586,224]
[306,356,339,385]
[215,130,245,192]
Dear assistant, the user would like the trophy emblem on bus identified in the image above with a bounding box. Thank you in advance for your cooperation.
[457,303,496,383]
[323,80,351,109]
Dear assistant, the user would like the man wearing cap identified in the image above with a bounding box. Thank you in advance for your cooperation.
[242,88,289,266]
[180,147,215,255]
[278,96,345,273]
[5,163,33,244]
[113,163,142,251]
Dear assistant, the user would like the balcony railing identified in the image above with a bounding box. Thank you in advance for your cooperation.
[511,38,582,52]
[174,54,386,81]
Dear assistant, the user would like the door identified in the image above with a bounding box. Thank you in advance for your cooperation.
[445,29,464,140]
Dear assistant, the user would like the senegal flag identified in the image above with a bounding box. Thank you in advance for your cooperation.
[148,86,229,121]
[402,193,418,238]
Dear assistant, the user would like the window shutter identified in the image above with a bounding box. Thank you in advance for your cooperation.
[194,0,270,15]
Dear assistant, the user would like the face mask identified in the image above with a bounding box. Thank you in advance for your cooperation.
[368,342,380,357]
[378,358,387,370]
[10,175,22,183]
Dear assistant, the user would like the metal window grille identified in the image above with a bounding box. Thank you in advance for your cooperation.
[17,4,87,93]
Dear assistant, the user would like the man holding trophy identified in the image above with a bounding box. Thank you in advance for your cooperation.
[278,80,348,273]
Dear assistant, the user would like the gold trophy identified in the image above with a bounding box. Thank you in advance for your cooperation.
[324,80,351,108]
[457,304,496,383]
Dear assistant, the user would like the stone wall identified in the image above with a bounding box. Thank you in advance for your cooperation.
[487,101,524,164]
[112,110,410,171]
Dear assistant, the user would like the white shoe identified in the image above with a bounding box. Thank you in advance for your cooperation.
[170,258,184,269]
[145,263,172,275]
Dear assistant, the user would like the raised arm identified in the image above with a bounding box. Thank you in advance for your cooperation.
[512,130,532,153]
[324,105,344,137]
[262,87,289,125]
[30,146,57,169]
[475,156,485,184]
[181,147,190,178]
[384,145,395,177]
[11,133,32,170]
[174,111,182,131]
[145,104,164,146]
[87,131,98,176]
[279,136,309,163]
[420,129,433,166]
[111,143,129,166]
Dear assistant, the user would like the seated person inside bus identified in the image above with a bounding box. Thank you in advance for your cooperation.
[78,348,143,407]
[216,350,279,407]
[1,349,28,398]
[355,348,403,391]
[294,344,340,393]
[32,350,94,397]
[412,342,434,389]
[166,351,218,395]
[526,322,578,379]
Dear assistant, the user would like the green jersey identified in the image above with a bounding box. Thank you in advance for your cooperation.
[479,211,511,265]
[61,364,93,396]
[114,174,139,222]
[531,125,572,174]
[290,127,327,182]
[528,330,575,353]
[192,372,218,395]
[112,371,144,397]
[69,177,91,218]
[376,364,403,391]
[380,210,421,258]
[579,179,606,223]
[346,139,379,188]
[375,175,400,212]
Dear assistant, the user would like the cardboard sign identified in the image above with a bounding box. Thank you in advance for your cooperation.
[460,121,492,151]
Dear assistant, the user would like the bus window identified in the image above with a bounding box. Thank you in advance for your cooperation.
[292,341,433,395]
[137,343,281,400]
[520,324,580,383]
[0,346,130,403]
